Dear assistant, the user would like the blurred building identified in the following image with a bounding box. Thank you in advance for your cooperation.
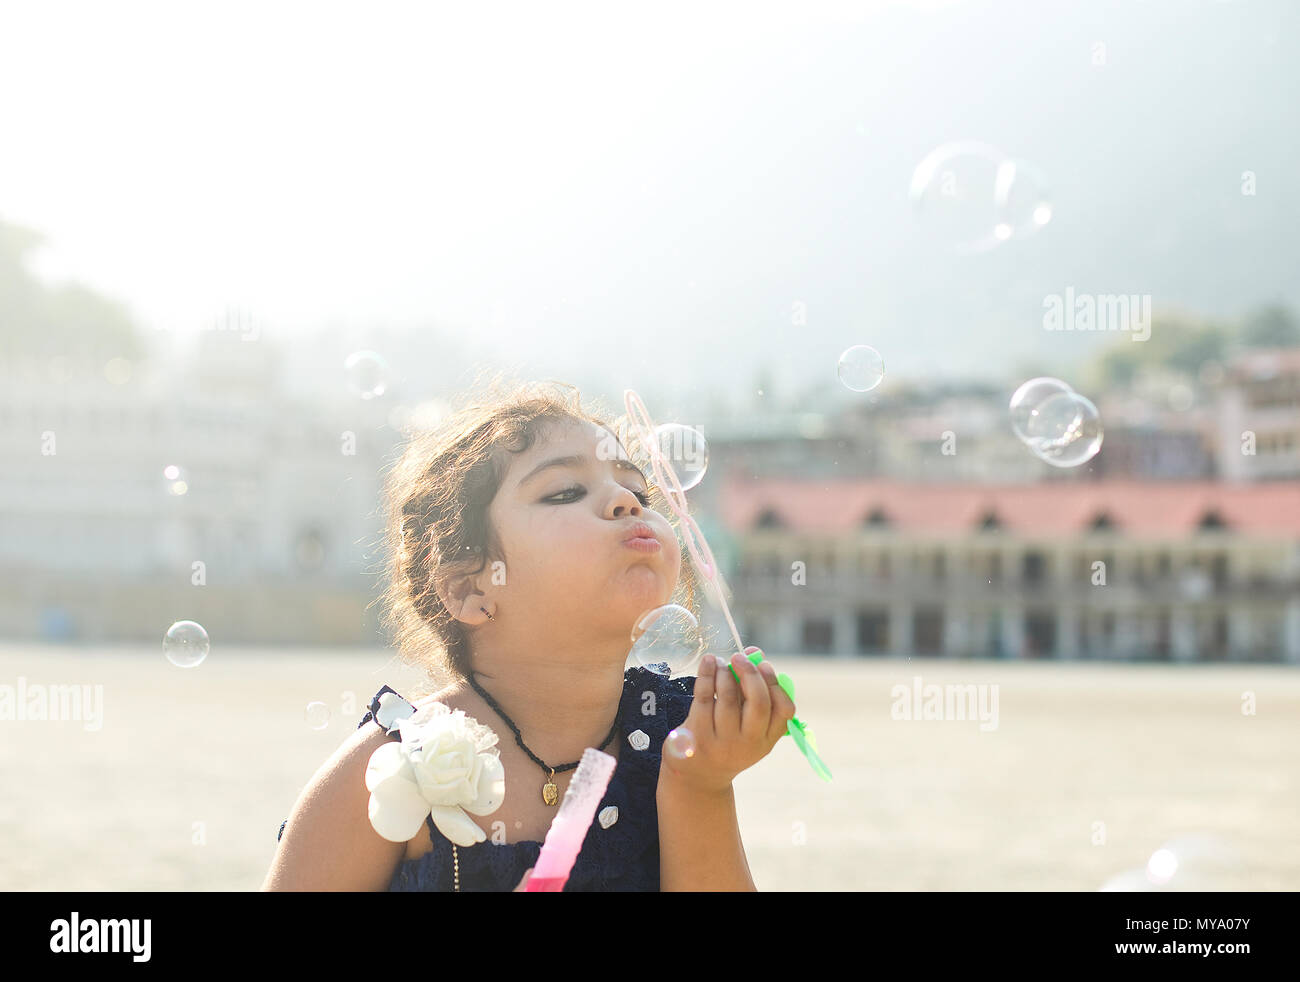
[1214,347,1300,481]
[5,327,1298,657]
[0,331,396,643]
[721,477,1300,663]
[704,378,1222,488]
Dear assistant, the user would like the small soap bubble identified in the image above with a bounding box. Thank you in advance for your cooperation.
[908,142,1008,254]
[304,701,331,730]
[162,464,190,497]
[652,423,709,492]
[164,620,209,668]
[1145,848,1178,885]
[629,604,703,677]
[1025,391,1103,468]
[837,345,885,392]
[994,157,1053,240]
[1148,834,1240,889]
[1008,377,1073,443]
[664,727,697,760]
[344,350,390,399]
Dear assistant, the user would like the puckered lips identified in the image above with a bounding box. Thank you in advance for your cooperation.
[621,521,661,551]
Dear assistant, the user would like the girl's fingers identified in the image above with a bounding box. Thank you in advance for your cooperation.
[758,659,797,742]
[732,650,771,744]
[713,654,741,739]
[688,649,717,742]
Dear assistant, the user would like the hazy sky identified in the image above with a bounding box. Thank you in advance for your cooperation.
[2,0,1295,411]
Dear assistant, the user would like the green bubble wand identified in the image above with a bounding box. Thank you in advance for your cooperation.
[622,389,831,783]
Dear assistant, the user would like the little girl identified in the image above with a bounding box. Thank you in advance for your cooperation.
[262,378,796,891]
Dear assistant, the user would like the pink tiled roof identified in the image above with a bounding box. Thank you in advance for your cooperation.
[719,478,1300,537]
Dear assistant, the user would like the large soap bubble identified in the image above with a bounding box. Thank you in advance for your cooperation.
[1024,391,1103,468]
[909,142,1008,254]
[1008,377,1073,443]
[652,423,709,493]
[994,157,1053,241]
[628,603,704,677]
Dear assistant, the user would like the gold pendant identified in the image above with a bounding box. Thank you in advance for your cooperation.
[542,769,558,806]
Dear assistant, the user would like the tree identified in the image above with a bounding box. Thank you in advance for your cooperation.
[1083,310,1229,389]
[0,217,145,364]
[1241,304,1300,348]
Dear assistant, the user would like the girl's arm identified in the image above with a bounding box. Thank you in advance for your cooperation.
[262,724,408,891]
[657,771,755,891]
[655,648,795,891]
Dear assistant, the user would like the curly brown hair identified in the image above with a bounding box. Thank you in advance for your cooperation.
[373,371,704,691]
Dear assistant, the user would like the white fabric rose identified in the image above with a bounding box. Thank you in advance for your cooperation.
[365,701,506,847]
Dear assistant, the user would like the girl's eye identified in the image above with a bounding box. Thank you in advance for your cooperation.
[547,485,652,506]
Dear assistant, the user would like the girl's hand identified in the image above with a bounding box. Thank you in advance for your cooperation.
[513,867,534,892]
[662,646,796,796]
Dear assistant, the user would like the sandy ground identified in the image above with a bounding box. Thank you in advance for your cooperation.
[1,643,1296,891]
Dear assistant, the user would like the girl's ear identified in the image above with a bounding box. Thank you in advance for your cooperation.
[433,567,484,626]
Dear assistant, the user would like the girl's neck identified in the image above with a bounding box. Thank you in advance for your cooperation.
[461,649,627,765]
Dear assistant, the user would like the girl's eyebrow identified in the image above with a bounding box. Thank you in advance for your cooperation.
[516,453,648,491]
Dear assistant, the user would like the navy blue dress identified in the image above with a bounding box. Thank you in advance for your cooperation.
[277,666,695,891]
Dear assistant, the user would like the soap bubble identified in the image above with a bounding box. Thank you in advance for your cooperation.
[162,464,189,497]
[994,157,1053,240]
[652,424,709,492]
[1025,391,1103,467]
[304,701,331,730]
[1145,848,1178,885]
[837,345,885,392]
[629,603,703,677]
[164,620,209,668]
[909,142,1008,254]
[665,727,697,760]
[1008,377,1073,442]
[1100,834,1242,891]
[344,350,390,399]
[1152,835,1241,888]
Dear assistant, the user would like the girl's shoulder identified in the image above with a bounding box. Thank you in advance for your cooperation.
[360,668,695,734]
[356,682,467,734]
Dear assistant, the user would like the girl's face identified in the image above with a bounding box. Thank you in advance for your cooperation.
[486,418,682,640]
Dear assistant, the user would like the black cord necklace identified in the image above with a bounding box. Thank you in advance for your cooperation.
[467,671,621,806]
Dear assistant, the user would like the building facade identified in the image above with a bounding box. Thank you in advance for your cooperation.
[719,478,1300,662]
